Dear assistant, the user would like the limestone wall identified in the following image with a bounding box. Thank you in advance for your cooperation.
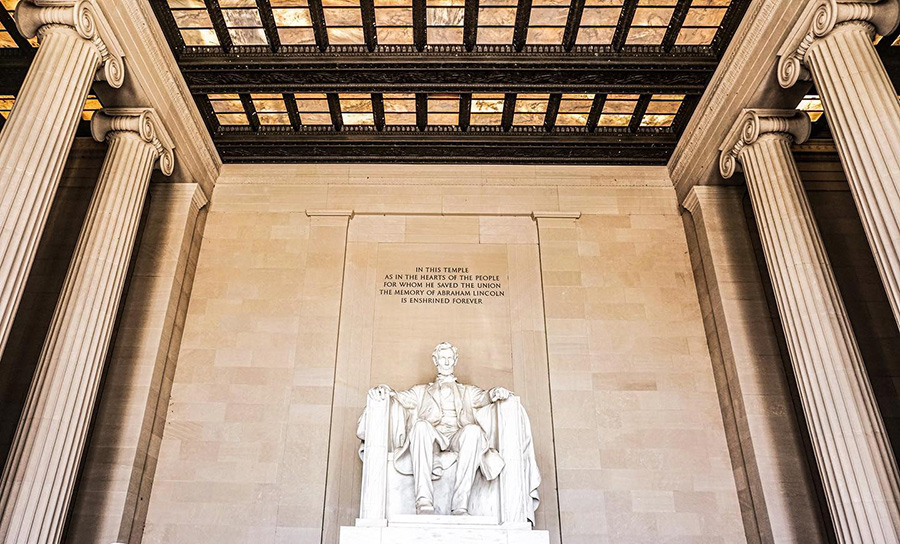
[142,164,746,543]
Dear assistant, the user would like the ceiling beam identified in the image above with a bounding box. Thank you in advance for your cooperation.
[512,0,532,52]
[464,0,479,52]
[256,0,281,53]
[204,0,233,53]
[611,0,637,52]
[308,0,329,51]
[561,0,585,52]
[360,0,378,51]
[175,53,718,93]
[213,131,677,163]
[661,0,691,53]
[586,93,605,132]
[413,0,427,51]
[283,92,302,130]
[628,94,650,132]
[459,93,472,131]
[544,93,561,132]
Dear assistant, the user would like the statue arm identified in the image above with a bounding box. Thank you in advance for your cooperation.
[392,386,419,410]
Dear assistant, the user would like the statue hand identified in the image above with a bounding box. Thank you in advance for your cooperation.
[368,384,393,401]
[490,387,512,402]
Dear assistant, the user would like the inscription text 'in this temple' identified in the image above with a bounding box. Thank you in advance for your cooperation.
[379,266,506,305]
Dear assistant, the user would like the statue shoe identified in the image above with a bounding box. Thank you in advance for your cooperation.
[451,508,468,516]
[415,500,435,515]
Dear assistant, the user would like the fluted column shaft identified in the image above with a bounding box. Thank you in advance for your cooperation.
[779,0,900,330]
[0,0,124,357]
[0,109,173,544]
[722,110,900,543]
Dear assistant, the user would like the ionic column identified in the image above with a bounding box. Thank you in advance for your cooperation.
[720,109,900,543]
[777,0,900,330]
[0,109,173,544]
[0,0,124,355]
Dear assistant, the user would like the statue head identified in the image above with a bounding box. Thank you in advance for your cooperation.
[432,342,458,376]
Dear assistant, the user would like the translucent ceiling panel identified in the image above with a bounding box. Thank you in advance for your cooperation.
[295,93,333,125]
[272,0,316,45]
[477,0,517,45]
[470,93,504,125]
[375,0,414,44]
[640,93,683,127]
[0,94,13,118]
[384,93,417,124]
[340,93,375,125]
[220,0,269,46]
[676,0,729,46]
[598,94,638,127]
[82,95,103,122]
[576,0,619,45]
[797,95,824,123]
[556,93,593,127]
[427,0,465,45]
[252,94,291,126]
[209,94,249,126]
[625,0,675,46]
[527,0,567,45]
[323,0,365,45]
[428,94,459,125]
[513,94,549,126]
[168,0,219,46]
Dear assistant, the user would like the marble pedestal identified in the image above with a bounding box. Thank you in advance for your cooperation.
[340,515,551,544]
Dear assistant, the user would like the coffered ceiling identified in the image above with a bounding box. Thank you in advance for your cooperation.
[0,0,897,164]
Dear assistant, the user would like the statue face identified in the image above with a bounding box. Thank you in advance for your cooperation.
[434,348,457,376]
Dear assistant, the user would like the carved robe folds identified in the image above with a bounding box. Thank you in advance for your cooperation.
[355,389,541,526]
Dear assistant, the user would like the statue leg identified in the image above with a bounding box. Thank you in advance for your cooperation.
[449,424,486,514]
[409,420,438,513]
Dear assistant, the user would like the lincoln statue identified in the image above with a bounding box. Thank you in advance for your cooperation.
[366,342,513,515]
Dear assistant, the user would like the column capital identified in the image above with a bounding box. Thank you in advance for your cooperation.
[16,0,125,87]
[777,0,900,88]
[92,108,176,176]
[719,109,811,179]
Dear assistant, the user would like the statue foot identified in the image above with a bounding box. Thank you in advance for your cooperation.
[451,508,469,516]
[415,500,435,515]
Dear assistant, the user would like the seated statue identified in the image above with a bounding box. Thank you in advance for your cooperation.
[357,342,541,524]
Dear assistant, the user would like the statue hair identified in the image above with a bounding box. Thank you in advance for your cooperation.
[432,342,458,365]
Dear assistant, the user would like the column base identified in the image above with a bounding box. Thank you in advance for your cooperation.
[341,515,550,543]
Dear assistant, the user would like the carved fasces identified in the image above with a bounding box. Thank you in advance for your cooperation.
[91,108,176,176]
[777,0,900,88]
[15,0,125,87]
[719,109,811,179]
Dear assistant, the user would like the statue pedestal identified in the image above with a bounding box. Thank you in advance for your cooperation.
[340,515,551,543]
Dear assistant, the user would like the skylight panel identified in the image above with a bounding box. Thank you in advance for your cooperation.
[513,94,549,126]
[0,94,13,118]
[640,93,682,127]
[209,94,249,126]
[527,0,568,45]
[168,0,220,46]
[676,0,730,46]
[0,0,34,48]
[556,93,593,127]
[797,95,824,123]
[252,94,291,126]
[220,0,268,46]
[427,0,465,45]
[340,93,375,125]
[383,93,417,124]
[428,94,460,125]
[82,95,103,122]
[477,0,517,45]
[375,0,414,44]
[626,0,675,46]
[576,0,619,46]
[598,94,638,127]
[295,93,333,125]
[272,0,316,45]
[470,93,504,125]
[323,0,366,45]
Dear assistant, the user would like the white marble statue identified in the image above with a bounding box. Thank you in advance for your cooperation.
[355,342,542,528]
